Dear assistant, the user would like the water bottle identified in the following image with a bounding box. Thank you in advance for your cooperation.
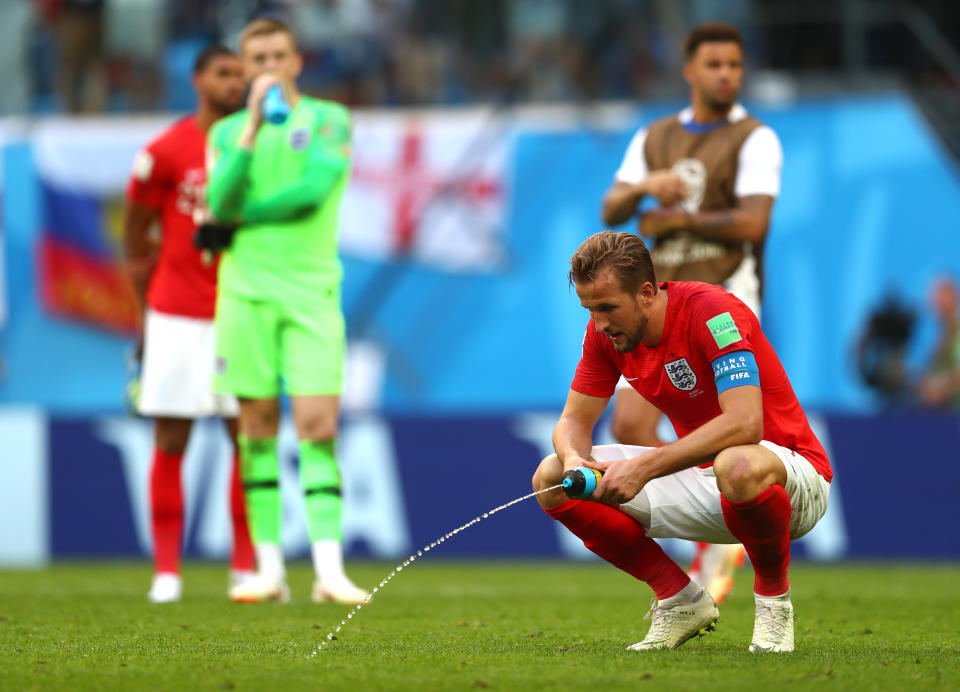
[262,84,290,125]
[561,466,604,499]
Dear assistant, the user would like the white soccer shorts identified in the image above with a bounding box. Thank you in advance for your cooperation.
[138,308,239,418]
[589,441,830,543]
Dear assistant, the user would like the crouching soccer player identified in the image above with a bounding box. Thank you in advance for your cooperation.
[533,231,831,652]
[206,17,367,605]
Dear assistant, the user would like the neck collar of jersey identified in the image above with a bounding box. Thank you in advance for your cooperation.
[678,103,747,133]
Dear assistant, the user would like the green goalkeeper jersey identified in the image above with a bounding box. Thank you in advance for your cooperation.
[207,95,351,304]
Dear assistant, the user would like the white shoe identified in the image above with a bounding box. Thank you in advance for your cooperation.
[148,573,182,604]
[228,569,257,596]
[229,573,290,603]
[627,589,719,651]
[749,592,794,653]
[311,577,371,605]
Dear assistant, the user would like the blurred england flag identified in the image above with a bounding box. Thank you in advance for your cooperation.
[343,109,511,272]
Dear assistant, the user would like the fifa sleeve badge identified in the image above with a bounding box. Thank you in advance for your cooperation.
[706,312,742,349]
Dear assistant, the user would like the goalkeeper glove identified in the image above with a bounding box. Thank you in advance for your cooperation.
[194,222,237,261]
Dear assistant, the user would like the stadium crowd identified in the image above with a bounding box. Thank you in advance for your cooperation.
[1,0,957,115]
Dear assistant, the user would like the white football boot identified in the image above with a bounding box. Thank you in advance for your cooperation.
[147,573,182,604]
[229,573,290,603]
[627,589,719,651]
[311,577,371,605]
[749,592,795,653]
[227,569,257,596]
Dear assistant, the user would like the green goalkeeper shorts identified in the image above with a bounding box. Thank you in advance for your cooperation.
[214,290,345,398]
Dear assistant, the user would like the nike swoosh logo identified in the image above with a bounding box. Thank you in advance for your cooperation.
[625,377,639,381]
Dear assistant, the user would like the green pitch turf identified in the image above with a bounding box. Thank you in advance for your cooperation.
[0,561,957,691]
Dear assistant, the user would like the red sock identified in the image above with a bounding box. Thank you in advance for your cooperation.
[720,485,792,596]
[228,452,256,571]
[545,499,689,600]
[688,542,710,574]
[150,448,183,574]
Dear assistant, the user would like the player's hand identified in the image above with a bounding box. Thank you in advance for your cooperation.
[639,208,690,237]
[582,456,649,505]
[243,73,280,136]
[194,222,237,257]
[562,454,592,474]
[643,171,687,207]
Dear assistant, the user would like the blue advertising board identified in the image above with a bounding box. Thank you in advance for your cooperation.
[2,408,955,565]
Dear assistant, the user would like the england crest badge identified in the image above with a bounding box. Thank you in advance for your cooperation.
[290,128,310,151]
[664,357,697,391]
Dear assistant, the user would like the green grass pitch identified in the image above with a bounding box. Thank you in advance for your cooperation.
[1,561,958,690]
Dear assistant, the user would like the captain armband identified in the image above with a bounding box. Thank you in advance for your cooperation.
[712,350,760,393]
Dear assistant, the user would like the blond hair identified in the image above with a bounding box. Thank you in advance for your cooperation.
[239,17,298,53]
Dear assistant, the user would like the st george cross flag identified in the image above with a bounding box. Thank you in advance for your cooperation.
[342,109,511,272]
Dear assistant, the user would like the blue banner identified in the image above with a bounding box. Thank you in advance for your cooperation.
[3,95,960,415]
[2,408,954,564]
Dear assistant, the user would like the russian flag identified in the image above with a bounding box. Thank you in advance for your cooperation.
[33,118,174,334]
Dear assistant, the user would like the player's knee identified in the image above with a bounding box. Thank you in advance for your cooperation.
[155,435,187,456]
[532,454,561,492]
[611,417,659,446]
[154,420,190,455]
[297,414,337,442]
[714,446,763,497]
[610,416,634,445]
[240,400,280,438]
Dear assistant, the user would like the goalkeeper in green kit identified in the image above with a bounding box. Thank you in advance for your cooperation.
[205,17,368,604]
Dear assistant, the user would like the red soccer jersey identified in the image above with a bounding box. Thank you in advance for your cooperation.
[126,116,218,318]
[571,281,832,481]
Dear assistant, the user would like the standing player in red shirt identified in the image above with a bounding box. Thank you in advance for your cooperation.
[124,45,255,603]
[533,231,831,653]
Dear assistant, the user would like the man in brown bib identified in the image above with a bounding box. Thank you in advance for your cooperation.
[600,22,783,605]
